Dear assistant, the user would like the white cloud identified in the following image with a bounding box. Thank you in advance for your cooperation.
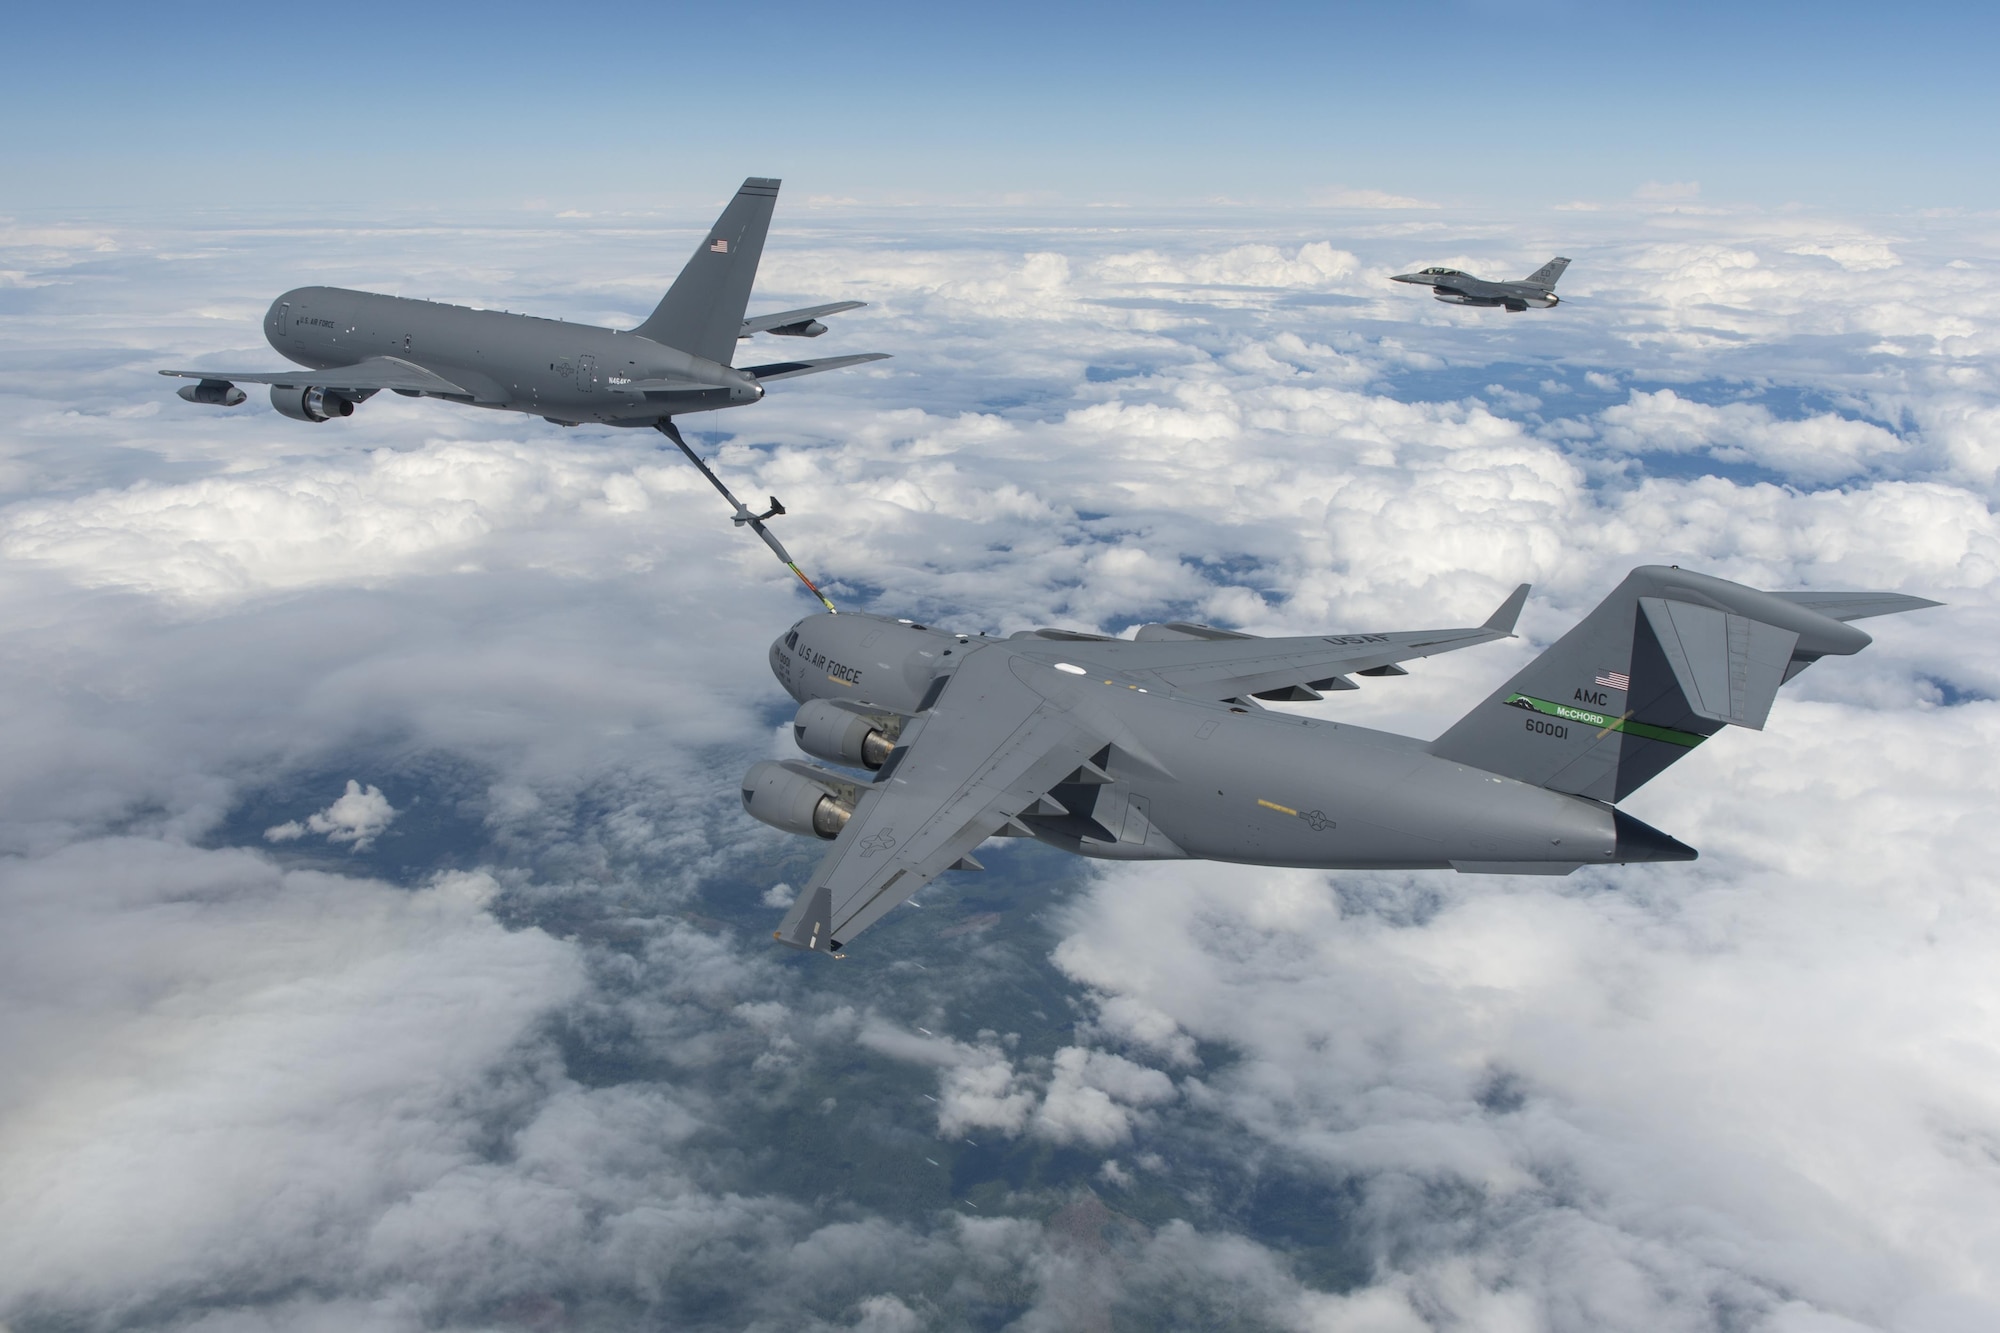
[266,779,399,850]
[0,841,585,1312]
[1313,188,1442,210]
[1595,388,1910,481]
[1787,240,1902,272]
[1033,1046,1178,1148]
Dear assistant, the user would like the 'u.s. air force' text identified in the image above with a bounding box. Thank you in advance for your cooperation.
[794,647,863,686]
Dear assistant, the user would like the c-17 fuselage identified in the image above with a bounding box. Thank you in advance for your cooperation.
[740,568,1936,957]
[758,610,1667,872]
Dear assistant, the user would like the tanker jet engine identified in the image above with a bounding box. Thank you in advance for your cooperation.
[744,567,1936,957]
[1391,257,1569,311]
[161,177,886,427]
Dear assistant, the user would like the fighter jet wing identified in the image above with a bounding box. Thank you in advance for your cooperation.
[740,301,866,336]
[740,353,891,382]
[774,646,1105,955]
[1053,584,1531,702]
[158,357,469,396]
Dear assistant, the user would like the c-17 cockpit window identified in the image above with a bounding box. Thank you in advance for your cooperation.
[785,629,800,650]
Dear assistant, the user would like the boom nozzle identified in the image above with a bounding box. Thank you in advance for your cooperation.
[655,419,835,613]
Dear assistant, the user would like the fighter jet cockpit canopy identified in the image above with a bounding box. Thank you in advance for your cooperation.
[1420,266,1463,277]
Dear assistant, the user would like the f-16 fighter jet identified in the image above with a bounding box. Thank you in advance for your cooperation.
[745,566,1935,957]
[1391,257,1569,311]
[162,177,885,427]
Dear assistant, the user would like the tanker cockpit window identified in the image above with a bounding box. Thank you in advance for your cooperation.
[785,630,800,650]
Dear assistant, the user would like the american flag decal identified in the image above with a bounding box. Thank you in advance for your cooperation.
[709,238,730,253]
[1595,670,1630,691]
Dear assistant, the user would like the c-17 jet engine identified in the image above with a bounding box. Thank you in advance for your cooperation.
[741,761,859,840]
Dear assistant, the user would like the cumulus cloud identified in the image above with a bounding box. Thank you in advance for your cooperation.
[1033,1046,1178,1148]
[1594,387,1910,481]
[266,779,399,850]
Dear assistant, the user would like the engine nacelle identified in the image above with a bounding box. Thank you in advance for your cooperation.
[792,699,900,770]
[741,760,856,840]
[765,318,828,338]
[177,379,247,407]
[270,385,355,422]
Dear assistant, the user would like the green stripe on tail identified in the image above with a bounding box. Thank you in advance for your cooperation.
[1504,695,1706,748]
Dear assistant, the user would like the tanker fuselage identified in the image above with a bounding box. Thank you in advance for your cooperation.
[264,286,761,425]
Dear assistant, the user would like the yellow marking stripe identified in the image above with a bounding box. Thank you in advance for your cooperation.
[1257,798,1299,816]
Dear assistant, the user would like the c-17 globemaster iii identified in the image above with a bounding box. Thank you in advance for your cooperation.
[742,565,1935,957]
[161,177,885,428]
[1391,257,1570,311]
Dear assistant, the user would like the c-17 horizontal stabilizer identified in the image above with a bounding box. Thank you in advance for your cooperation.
[1429,566,1940,804]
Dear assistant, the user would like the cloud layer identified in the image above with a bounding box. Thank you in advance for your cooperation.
[1,198,1996,1331]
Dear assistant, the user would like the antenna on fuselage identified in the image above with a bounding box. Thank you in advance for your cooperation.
[654,418,838,613]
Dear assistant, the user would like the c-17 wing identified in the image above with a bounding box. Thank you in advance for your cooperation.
[159,356,469,396]
[775,646,1105,956]
[1041,583,1531,702]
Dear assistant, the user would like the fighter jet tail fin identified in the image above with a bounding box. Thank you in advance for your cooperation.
[631,177,780,364]
[1428,566,1936,803]
[1524,257,1570,289]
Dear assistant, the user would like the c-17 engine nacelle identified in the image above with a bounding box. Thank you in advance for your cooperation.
[270,385,355,421]
[791,699,901,771]
[741,760,857,840]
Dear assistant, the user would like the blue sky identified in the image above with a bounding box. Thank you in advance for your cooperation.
[6,1,1995,212]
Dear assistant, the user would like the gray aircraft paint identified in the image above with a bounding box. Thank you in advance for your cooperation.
[1390,256,1570,311]
[747,567,1936,955]
[162,177,887,427]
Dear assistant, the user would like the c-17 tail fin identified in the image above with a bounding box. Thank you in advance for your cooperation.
[1524,257,1570,289]
[1429,566,1937,803]
[631,177,780,364]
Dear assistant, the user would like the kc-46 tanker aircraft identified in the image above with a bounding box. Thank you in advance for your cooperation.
[745,566,1935,957]
[162,177,885,427]
[1391,257,1570,311]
